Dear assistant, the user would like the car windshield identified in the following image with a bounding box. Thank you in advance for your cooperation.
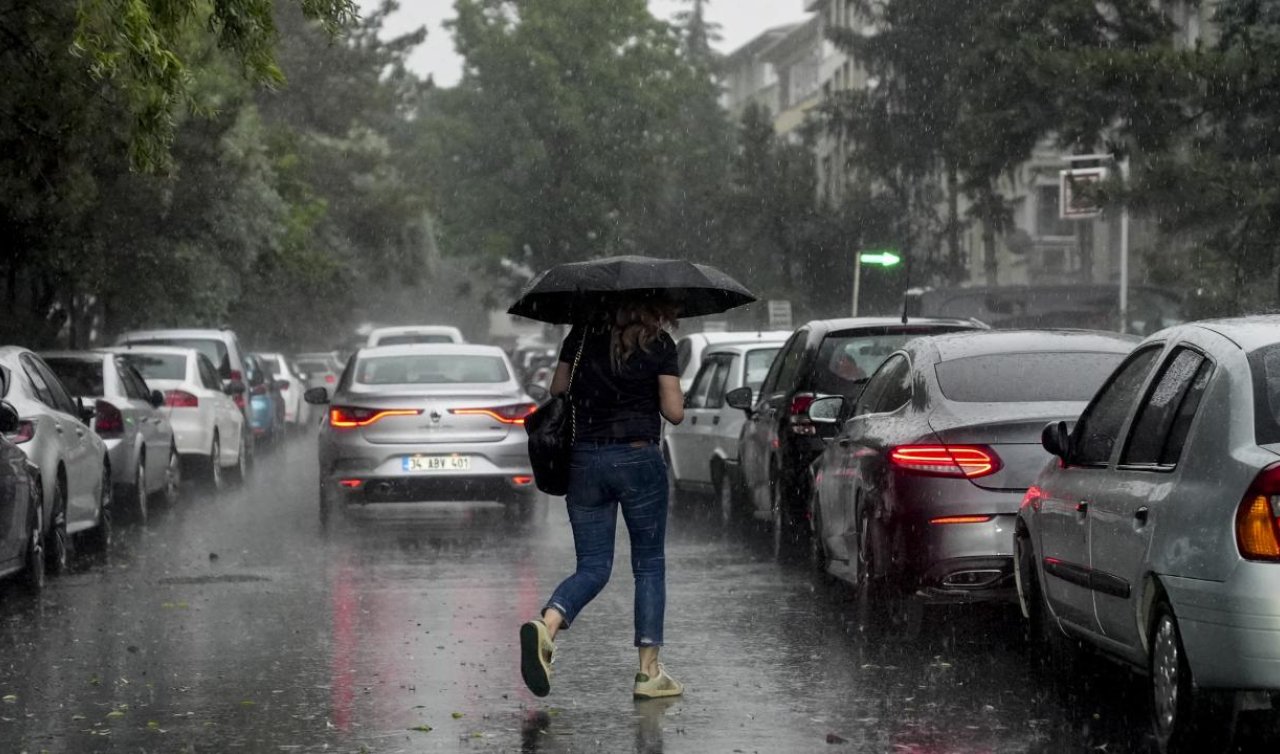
[258,357,281,376]
[355,354,509,385]
[812,329,964,396]
[44,358,105,397]
[376,334,455,346]
[936,352,1126,403]
[745,348,780,392]
[296,360,332,374]
[130,338,229,376]
[118,353,187,381]
[1251,344,1280,444]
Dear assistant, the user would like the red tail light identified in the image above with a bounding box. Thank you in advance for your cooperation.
[325,374,336,384]
[165,390,199,408]
[229,370,243,383]
[930,515,995,525]
[338,479,363,489]
[890,445,1001,479]
[789,393,816,417]
[277,380,290,391]
[450,403,538,426]
[233,393,246,410]
[7,420,34,444]
[512,475,534,486]
[329,406,422,428]
[1237,464,1280,561]
[94,400,125,437]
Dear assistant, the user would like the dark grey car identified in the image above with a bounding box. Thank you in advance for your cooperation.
[806,330,1135,629]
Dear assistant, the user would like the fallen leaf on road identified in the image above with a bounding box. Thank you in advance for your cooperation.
[1,695,15,703]
[452,712,464,719]
[409,724,433,732]
[105,711,126,719]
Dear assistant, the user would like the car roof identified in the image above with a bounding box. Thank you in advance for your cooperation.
[808,317,982,333]
[704,341,787,356]
[103,345,197,358]
[682,330,794,345]
[358,344,509,358]
[295,352,339,359]
[370,325,462,335]
[41,350,112,362]
[921,330,1138,361]
[1190,316,1280,352]
[120,328,237,342]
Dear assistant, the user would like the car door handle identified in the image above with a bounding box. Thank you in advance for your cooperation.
[55,424,64,434]
[1134,507,1150,526]
[690,416,697,425]
[838,438,853,447]
[712,416,720,426]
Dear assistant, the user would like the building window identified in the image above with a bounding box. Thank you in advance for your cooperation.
[1035,185,1075,239]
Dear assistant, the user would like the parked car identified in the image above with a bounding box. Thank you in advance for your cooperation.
[1016,317,1280,752]
[674,330,793,393]
[0,347,111,568]
[244,354,284,447]
[0,402,44,590]
[43,351,180,522]
[904,283,1187,336]
[305,344,537,522]
[109,346,248,489]
[729,318,983,542]
[255,352,309,429]
[366,325,465,347]
[663,338,785,517]
[294,352,345,394]
[806,330,1134,628]
[116,329,254,456]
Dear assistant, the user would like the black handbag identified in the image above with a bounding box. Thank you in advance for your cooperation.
[524,333,585,496]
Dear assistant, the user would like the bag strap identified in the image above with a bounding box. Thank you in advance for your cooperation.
[566,330,587,447]
[565,329,586,395]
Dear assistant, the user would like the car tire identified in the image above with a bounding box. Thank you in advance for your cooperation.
[229,431,250,485]
[663,448,679,509]
[84,462,113,555]
[716,471,737,527]
[1016,530,1080,671]
[24,492,44,593]
[159,445,181,507]
[1150,601,1237,753]
[854,506,919,636]
[809,493,829,576]
[130,456,148,525]
[206,435,224,491]
[45,476,70,575]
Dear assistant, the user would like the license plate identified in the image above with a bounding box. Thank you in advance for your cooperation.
[403,455,471,472]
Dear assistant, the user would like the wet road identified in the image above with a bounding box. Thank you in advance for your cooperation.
[0,435,1274,752]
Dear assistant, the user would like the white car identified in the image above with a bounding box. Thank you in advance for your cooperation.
[0,347,111,569]
[108,346,247,489]
[255,352,309,427]
[366,326,465,348]
[664,339,785,516]
[674,331,794,393]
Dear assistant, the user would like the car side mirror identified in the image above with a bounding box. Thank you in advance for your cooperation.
[725,386,754,413]
[304,386,330,405]
[224,380,247,397]
[150,389,165,409]
[1042,420,1071,461]
[0,401,19,434]
[525,384,550,404]
[76,397,95,425]
[806,396,845,425]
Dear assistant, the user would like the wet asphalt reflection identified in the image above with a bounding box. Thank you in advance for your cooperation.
[0,434,1275,752]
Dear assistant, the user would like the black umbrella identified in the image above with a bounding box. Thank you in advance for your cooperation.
[508,256,757,324]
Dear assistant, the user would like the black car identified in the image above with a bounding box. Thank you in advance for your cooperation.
[0,400,44,591]
[725,317,982,541]
[805,330,1135,629]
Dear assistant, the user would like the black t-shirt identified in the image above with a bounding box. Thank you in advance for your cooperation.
[559,325,679,444]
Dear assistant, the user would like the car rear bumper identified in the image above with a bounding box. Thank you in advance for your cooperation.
[902,512,1019,604]
[1164,567,1280,690]
[331,475,537,505]
[104,439,133,485]
[168,410,214,456]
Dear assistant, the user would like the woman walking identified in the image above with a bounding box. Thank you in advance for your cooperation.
[520,297,686,699]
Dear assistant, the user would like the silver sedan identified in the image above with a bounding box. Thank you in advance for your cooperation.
[1016,316,1280,752]
[305,344,537,520]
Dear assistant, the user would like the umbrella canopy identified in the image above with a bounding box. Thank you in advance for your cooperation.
[508,256,757,324]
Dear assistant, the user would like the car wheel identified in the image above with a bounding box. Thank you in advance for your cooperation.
[160,445,181,507]
[206,435,224,491]
[24,493,44,593]
[1151,602,1236,753]
[131,456,148,525]
[45,477,70,575]
[809,494,831,578]
[84,462,113,554]
[229,431,250,485]
[770,473,803,557]
[663,449,679,508]
[716,472,737,527]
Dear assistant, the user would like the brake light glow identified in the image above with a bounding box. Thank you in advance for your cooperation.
[1237,464,1280,561]
[338,479,363,489]
[890,445,1001,479]
[94,401,125,437]
[512,475,534,486]
[930,515,995,525]
[450,403,538,426]
[325,374,336,384]
[789,393,816,417]
[329,406,422,428]
[7,420,34,444]
[1021,485,1044,510]
[233,393,246,411]
[229,370,243,383]
[165,390,199,408]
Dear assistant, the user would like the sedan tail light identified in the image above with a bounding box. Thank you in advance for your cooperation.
[890,445,1002,479]
[7,420,35,444]
[95,400,125,438]
[450,403,538,426]
[788,393,818,436]
[165,390,199,408]
[329,406,422,428]
[1237,464,1280,561]
[324,374,336,384]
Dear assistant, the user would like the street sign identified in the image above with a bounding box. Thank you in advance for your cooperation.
[767,300,792,330]
[1060,167,1108,219]
[859,250,902,267]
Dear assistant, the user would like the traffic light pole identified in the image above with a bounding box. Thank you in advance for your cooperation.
[851,255,862,317]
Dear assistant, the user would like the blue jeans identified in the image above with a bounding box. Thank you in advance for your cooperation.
[544,443,668,647]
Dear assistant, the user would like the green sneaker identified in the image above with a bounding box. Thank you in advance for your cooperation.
[520,620,555,697]
[633,664,684,699]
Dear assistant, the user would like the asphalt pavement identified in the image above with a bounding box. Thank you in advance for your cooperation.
[0,434,1272,752]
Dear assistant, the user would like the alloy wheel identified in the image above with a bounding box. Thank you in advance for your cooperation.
[209,437,223,490]
[46,480,70,575]
[810,497,828,573]
[163,447,181,506]
[25,499,44,592]
[89,464,114,553]
[1152,613,1181,740]
[134,458,148,524]
[717,476,735,527]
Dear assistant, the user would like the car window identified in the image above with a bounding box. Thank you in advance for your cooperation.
[686,359,718,409]
[676,338,694,378]
[765,331,806,397]
[1121,348,1212,467]
[355,354,509,385]
[20,355,55,407]
[376,334,455,346]
[45,358,106,398]
[31,357,78,416]
[119,352,187,382]
[935,352,1127,403]
[871,354,913,413]
[120,362,152,401]
[198,356,222,390]
[811,330,929,397]
[129,338,230,377]
[855,354,905,416]
[706,355,735,409]
[744,348,779,393]
[1072,346,1161,466]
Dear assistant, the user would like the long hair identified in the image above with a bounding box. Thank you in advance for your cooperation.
[609,296,678,373]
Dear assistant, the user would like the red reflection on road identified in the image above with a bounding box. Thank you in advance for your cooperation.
[331,558,357,731]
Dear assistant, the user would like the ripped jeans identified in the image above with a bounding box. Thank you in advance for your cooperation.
[544,442,668,647]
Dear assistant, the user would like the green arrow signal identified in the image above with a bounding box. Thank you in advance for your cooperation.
[859,250,902,267]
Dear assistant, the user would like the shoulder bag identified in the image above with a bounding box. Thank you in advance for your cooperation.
[524,332,586,496]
